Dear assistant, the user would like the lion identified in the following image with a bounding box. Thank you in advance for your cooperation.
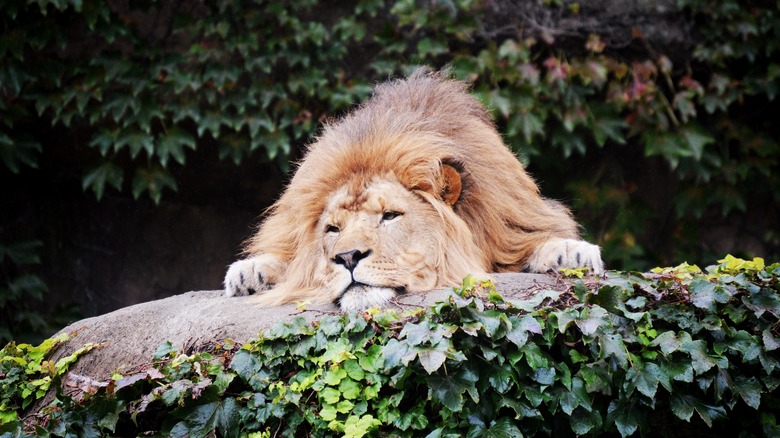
[224,68,603,311]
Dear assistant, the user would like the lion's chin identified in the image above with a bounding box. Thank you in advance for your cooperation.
[336,283,399,312]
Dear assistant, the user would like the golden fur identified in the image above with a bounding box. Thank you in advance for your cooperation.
[224,68,602,310]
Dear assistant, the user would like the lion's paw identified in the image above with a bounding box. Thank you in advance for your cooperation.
[528,238,604,275]
[224,257,272,297]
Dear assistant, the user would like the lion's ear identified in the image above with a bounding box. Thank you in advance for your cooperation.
[439,163,462,207]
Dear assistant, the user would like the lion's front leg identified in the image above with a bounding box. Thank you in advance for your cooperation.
[224,254,284,297]
[527,238,604,275]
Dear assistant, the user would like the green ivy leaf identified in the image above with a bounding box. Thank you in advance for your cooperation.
[428,367,479,412]
[519,343,550,369]
[570,407,599,434]
[416,38,448,57]
[473,309,509,338]
[559,377,592,415]
[689,278,731,311]
[0,135,41,173]
[606,398,639,437]
[469,417,523,437]
[320,387,340,405]
[323,367,347,386]
[553,308,579,334]
[158,127,196,167]
[395,404,428,430]
[678,333,717,374]
[651,330,682,354]
[343,360,365,381]
[626,362,668,398]
[229,350,270,391]
[91,396,125,433]
[154,341,176,359]
[599,333,629,368]
[167,392,240,438]
[575,305,609,336]
[720,329,761,361]
[88,129,119,156]
[339,377,362,400]
[320,403,337,422]
[487,363,515,394]
[82,162,123,201]
[670,394,727,427]
[732,375,762,409]
[742,289,780,319]
[7,274,47,300]
[103,93,137,122]
[197,112,224,138]
[318,338,354,365]
[680,125,715,161]
[508,290,560,311]
[318,315,345,336]
[0,240,43,265]
[343,414,381,438]
[643,130,687,168]
[508,111,544,143]
[531,367,556,385]
[763,329,780,351]
[358,344,384,373]
[591,116,627,146]
[132,165,177,204]
[417,345,448,374]
[401,321,433,346]
[381,338,416,370]
[162,380,192,406]
[505,315,542,348]
[674,92,697,123]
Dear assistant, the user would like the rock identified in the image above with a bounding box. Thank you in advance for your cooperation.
[50,273,559,379]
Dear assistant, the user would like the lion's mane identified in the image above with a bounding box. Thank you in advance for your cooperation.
[241,68,580,299]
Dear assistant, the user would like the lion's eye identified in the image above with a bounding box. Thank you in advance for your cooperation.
[326,225,340,234]
[381,211,402,222]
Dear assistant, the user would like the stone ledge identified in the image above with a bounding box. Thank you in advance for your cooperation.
[51,273,560,378]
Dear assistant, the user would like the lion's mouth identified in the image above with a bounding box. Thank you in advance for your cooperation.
[335,282,405,310]
[341,281,404,294]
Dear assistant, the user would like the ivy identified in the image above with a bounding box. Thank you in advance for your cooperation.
[1,0,383,202]
[2,0,778,272]
[0,333,99,425]
[0,240,63,346]
[1,255,778,436]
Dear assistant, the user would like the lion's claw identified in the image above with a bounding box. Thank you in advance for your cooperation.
[528,238,604,275]
[224,257,271,297]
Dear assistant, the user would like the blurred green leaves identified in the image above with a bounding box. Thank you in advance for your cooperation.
[0,0,382,203]
[0,0,777,269]
[0,240,48,344]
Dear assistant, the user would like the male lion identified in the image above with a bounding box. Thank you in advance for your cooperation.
[224,68,603,310]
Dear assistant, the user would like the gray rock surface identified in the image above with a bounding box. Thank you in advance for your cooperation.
[51,273,560,379]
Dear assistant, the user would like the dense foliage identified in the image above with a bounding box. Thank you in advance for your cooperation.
[1,1,778,341]
[0,241,46,343]
[1,256,778,436]
[2,0,778,255]
[0,240,78,345]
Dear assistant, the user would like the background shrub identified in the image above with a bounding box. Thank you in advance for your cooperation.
[1,0,778,341]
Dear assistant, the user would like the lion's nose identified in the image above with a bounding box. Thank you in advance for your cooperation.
[333,249,371,272]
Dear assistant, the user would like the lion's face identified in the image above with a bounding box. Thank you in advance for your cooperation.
[315,176,444,310]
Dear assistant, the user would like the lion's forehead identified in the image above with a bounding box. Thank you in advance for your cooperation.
[324,179,412,218]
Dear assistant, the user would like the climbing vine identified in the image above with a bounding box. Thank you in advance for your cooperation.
[2,255,778,436]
